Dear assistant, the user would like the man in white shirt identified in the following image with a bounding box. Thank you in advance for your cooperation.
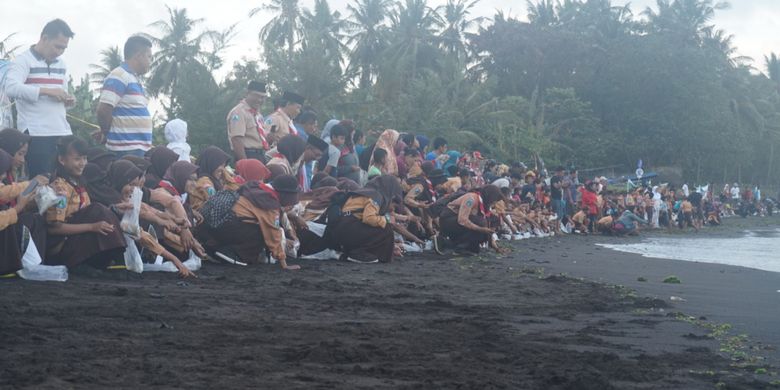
[4,19,75,176]
[730,183,740,200]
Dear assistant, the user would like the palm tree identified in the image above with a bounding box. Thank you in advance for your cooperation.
[0,33,20,60]
[382,0,444,84]
[89,46,123,86]
[766,53,780,87]
[250,0,302,57]
[346,0,393,88]
[148,6,215,116]
[439,0,484,59]
[643,0,730,42]
[301,0,348,66]
[526,0,558,27]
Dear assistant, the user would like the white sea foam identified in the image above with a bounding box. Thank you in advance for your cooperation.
[597,228,780,273]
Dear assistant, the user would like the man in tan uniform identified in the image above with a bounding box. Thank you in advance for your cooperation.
[227,81,269,162]
[264,91,305,147]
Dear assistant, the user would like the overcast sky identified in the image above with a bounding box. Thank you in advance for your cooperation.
[5,0,780,83]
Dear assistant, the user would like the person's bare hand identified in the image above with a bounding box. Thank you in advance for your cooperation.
[177,264,197,279]
[44,88,71,102]
[113,202,134,213]
[92,221,115,235]
[91,130,107,145]
[32,175,49,186]
[192,210,204,226]
[14,191,35,213]
[495,246,511,255]
[158,218,178,232]
[180,228,195,252]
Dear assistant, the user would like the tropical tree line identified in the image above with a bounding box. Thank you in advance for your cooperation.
[5,0,780,184]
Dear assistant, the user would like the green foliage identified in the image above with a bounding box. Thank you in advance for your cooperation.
[663,275,682,284]
[91,0,780,185]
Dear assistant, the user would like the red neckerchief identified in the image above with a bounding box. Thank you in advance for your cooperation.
[158,180,180,197]
[73,184,88,209]
[248,106,270,150]
[471,191,491,217]
[424,178,437,202]
[257,181,280,202]
[276,108,298,136]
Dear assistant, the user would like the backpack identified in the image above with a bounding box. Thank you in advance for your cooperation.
[429,189,466,218]
[316,191,370,250]
[200,190,240,229]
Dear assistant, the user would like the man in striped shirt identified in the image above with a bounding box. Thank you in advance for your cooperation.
[4,19,75,177]
[95,36,153,157]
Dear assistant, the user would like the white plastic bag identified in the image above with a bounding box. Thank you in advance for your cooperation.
[122,234,144,273]
[17,229,68,282]
[300,249,340,260]
[402,242,423,253]
[120,187,142,238]
[35,185,61,215]
[143,251,201,273]
[306,221,327,237]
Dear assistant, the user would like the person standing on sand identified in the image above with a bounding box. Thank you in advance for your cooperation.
[4,19,76,177]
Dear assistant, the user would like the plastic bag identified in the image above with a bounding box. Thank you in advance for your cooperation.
[17,227,68,282]
[35,185,61,215]
[122,234,144,273]
[306,221,326,237]
[143,250,201,272]
[301,249,340,260]
[120,187,142,239]
[402,242,423,253]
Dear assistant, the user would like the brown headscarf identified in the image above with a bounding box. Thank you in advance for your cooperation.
[276,135,307,164]
[108,160,143,193]
[149,146,179,179]
[0,128,30,157]
[163,161,199,194]
[363,174,403,215]
[83,163,119,206]
[479,185,506,208]
[122,155,152,173]
[197,146,232,191]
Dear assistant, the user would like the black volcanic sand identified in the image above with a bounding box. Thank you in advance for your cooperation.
[1,219,778,389]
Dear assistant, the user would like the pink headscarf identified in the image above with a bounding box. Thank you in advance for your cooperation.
[370,129,400,176]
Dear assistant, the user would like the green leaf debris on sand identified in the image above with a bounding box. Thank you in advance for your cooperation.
[637,277,647,282]
[663,275,682,284]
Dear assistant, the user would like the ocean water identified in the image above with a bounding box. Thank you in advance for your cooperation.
[598,228,780,273]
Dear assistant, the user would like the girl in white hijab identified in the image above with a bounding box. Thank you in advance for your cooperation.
[164,119,191,162]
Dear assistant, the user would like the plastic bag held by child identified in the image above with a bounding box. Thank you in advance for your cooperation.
[35,185,61,215]
[120,187,142,239]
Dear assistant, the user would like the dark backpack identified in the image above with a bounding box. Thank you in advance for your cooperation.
[429,189,466,217]
[200,190,240,229]
[316,192,363,249]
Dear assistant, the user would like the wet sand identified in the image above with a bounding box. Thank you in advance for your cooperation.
[1,218,778,389]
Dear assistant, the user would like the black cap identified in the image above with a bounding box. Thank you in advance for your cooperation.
[248,81,267,94]
[306,135,328,152]
[283,91,305,105]
[429,169,448,187]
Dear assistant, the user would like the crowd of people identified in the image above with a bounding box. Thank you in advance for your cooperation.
[1,20,776,280]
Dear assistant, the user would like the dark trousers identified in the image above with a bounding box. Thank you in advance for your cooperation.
[27,136,61,177]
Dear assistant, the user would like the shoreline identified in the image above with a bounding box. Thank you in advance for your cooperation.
[0,217,778,388]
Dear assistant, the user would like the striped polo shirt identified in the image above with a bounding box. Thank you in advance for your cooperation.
[99,63,153,152]
[3,47,72,136]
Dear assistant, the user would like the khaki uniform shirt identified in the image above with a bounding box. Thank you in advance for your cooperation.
[47,178,91,223]
[264,109,296,147]
[227,100,266,150]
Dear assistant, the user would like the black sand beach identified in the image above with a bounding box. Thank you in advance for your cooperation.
[1,218,778,389]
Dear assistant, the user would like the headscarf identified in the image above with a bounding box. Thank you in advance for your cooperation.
[479,185,505,208]
[149,147,179,179]
[197,146,231,191]
[0,149,13,176]
[122,155,152,173]
[363,174,403,215]
[320,119,340,142]
[83,163,119,206]
[276,135,307,165]
[164,118,191,162]
[236,159,270,182]
[108,160,143,193]
[163,161,199,195]
[369,129,400,176]
[416,135,429,153]
[0,128,30,157]
[336,177,360,192]
[86,147,117,171]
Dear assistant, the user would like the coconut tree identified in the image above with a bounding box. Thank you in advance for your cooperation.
[439,0,484,59]
[250,0,302,57]
[301,0,348,66]
[382,0,444,85]
[643,0,730,42]
[147,6,215,116]
[0,33,20,60]
[89,46,123,86]
[346,0,393,89]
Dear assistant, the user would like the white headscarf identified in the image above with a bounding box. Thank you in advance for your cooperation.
[320,119,340,143]
[164,119,191,162]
